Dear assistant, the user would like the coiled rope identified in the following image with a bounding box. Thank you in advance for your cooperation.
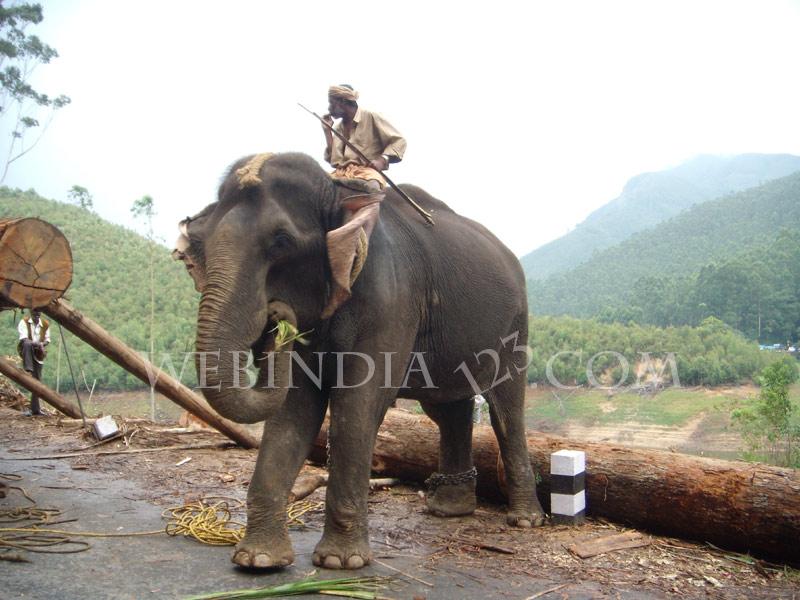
[163,497,323,546]
[1,476,322,555]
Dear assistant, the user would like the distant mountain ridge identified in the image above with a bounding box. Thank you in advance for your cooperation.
[521,153,800,280]
[528,170,800,319]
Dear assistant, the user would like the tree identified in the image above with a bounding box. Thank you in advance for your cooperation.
[67,184,93,210]
[0,2,70,183]
[131,195,156,419]
[733,356,800,467]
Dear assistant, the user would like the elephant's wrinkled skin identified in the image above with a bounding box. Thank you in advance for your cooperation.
[177,152,544,570]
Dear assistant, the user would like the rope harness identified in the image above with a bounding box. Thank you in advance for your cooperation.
[235,152,275,188]
[350,227,368,287]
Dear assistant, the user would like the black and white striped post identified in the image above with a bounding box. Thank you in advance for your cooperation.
[550,450,586,525]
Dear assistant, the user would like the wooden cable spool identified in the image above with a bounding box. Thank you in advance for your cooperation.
[0,218,73,309]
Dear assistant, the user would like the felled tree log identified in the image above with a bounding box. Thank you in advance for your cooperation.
[0,355,81,418]
[43,299,260,449]
[0,218,72,309]
[308,408,800,565]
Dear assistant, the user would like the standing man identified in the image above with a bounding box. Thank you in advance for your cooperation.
[322,84,407,192]
[17,309,50,416]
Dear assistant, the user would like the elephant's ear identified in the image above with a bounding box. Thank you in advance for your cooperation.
[321,193,383,319]
[172,212,211,293]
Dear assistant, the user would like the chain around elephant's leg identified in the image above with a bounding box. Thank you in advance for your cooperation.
[420,398,478,517]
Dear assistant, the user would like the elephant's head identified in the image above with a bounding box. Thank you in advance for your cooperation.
[173,153,340,423]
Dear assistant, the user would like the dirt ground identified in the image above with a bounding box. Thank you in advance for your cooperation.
[1,387,799,599]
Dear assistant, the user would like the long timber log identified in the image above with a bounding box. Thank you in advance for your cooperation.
[309,408,800,565]
[43,299,260,449]
[0,355,82,418]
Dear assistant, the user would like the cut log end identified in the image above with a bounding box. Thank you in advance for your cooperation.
[0,218,73,309]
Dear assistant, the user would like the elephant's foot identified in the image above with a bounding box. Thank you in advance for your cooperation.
[232,531,294,569]
[312,532,372,570]
[425,479,477,517]
[507,496,546,528]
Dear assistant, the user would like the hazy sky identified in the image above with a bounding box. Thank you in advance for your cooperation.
[4,0,800,256]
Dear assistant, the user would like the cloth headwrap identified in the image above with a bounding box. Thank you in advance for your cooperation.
[328,85,359,102]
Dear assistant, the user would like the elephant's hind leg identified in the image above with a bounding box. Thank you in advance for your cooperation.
[485,380,545,528]
[420,398,477,517]
[234,379,326,569]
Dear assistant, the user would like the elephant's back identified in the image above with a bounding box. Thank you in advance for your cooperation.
[381,183,527,331]
[383,184,524,289]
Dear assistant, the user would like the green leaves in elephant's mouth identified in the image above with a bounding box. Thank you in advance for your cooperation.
[252,319,312,362]
[269,320,312,350]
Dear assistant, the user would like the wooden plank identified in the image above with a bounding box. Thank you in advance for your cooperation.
[567,531,650,558]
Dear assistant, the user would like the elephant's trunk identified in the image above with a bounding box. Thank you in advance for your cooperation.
[195,250,296,424]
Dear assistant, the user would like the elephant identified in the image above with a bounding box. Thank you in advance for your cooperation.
[173,151,544,570]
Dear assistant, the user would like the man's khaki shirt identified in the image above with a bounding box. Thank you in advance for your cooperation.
[325,107,407,168]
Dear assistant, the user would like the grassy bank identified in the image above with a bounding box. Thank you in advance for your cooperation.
[524,385,762,428]
[524,383,800,463]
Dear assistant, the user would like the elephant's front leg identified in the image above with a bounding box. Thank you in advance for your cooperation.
[312,386,389,570]
[234,380,326,569]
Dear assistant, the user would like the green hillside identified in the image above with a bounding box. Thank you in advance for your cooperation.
[529,171,800,342]
[520,154,800,280]
[609,228,800,343]
[1,187,199,390]
[527,314,768,386]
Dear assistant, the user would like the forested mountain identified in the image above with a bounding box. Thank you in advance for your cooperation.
[1,188,198,389]
[529,171,800,343]
[520,154,800,280]
[592,228,800,343]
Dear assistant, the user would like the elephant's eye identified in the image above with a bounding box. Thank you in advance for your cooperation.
[269,230,293,254]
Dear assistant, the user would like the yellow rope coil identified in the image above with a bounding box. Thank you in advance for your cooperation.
[0,488,159,556]
[287,499,324,527]
[163,498,323,546]
[0,506,61,524]
[235,152,275,189]
[165,500,245,546]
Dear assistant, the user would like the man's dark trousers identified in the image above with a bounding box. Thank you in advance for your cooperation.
[19,339,43,414]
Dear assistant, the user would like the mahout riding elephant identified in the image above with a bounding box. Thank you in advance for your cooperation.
[174,152,544,570]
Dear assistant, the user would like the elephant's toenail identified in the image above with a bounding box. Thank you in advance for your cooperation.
[232,551,250,566]
[517,518,532,528]
[253,554,273,568]
[323,555,343,569]
[312,552,322,566]
[346,555,365,569]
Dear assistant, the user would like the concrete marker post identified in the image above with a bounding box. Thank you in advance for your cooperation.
[550,449,586,525]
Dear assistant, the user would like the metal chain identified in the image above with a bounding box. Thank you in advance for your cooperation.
[425,466,477,493]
